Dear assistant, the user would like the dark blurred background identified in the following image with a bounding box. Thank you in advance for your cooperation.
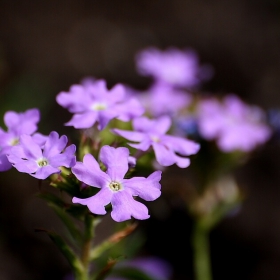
[0,0,280,279]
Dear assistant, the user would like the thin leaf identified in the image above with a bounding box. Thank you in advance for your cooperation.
[35,229,84,278]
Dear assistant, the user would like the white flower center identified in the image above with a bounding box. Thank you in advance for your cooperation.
[109,181,122,192]
[37,158,49,167]
[9,137,19,146]
[151,135,160,143]
[91,102,107,111]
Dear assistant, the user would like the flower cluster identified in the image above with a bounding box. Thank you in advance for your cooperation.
[0,46,274,280]
[195,94,272,152]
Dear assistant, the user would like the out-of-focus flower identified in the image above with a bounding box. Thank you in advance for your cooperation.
[0,108,46,171]
[7,131,76,179]
[107,256,172,280]
[126,83,192,118]
[267,108,280,139]
[136,47,213,88]
[72,145,162,222]
[196,94,272,152]
[112,115,200,168]
[174,115,199,138]
[56,79,144,130]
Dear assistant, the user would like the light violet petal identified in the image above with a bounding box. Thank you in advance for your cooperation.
[72,187,112,215]
[0,153,12,171]
[19,135,43,159]
[4,108,40,135]
[106,83,125,103]
[111,191,150,222]
[48,144,76,168]
[56,85,93,113]
[173,154,191,168]
[123,171,162,201]
[152,142,176,166]
[153,115,172,134]
[112,129,145,142]
[72,154,109,187]
[32,133,48,147]
[128,139,151,151]
[7,155,38,173]
[43,131,66,157]
[99,145,129,180]
[115,98,145,121]
[132,116,156,132]
[97,110,118,130]
[31,165,60,180]
[162,135,200,156]
[65,111,98,129]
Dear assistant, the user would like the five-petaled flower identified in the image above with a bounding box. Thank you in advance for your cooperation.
[0,108,47,171]
[56,79,144,130]
[136,47,213,88]
[112,115,200,168]
[7,131,76,179]
[196,94,272,152]
[72,145,162,222]
[126,83,192,118]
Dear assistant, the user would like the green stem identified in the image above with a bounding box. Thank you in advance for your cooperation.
[192,221,212,280]
[77,214,99,280]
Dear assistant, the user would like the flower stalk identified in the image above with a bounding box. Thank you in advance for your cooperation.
[192,221,212,280]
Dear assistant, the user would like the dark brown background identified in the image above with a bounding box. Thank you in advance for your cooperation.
[0,1,280,279]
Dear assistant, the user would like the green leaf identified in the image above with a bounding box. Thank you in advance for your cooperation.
[35,229,84,278]
[38,192,89,221]
[48,203,83,245]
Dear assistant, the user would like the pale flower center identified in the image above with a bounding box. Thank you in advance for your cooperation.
[91,102,107,111]
[9,137,19,146]
[37,158,49,167]
[109,181,122,192]
[151,135,160,143]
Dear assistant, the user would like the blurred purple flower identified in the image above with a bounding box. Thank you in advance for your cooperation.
[56,79,144,130]
[112,115,200,168]
[196,94,272,152]
[72,145,162,222]
[126,83,192,118]
[136,46,213,88]
[107,256,172,280]
[7,131,76,179]
[0,108,46,171]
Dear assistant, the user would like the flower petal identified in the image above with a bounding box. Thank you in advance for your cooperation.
[65,111,98,129]
[162,135,200,155]
[43,131,67,157]
[111,191,150,222]
[72,187,112,215]
[97,110,118,130]
[8,146,39,173]
[0,152,13,171]
[99,145,129,181]
[123,171,162,201]
[48,144,76,168]
[72,154,108,187]
[112,129,145,142]
[152,142,176,166]
[32,165,60,180]
[19,134,43,160]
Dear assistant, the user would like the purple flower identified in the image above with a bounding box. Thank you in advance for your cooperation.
[107,256,172,280]
[196,94,272,152]
[112,116,200,168]
[126,83,192,117]
[72,145,162,222]
[7,131,76,179]
[136,47,213,88]
[56,79,145,130]
[0,108,46,171]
